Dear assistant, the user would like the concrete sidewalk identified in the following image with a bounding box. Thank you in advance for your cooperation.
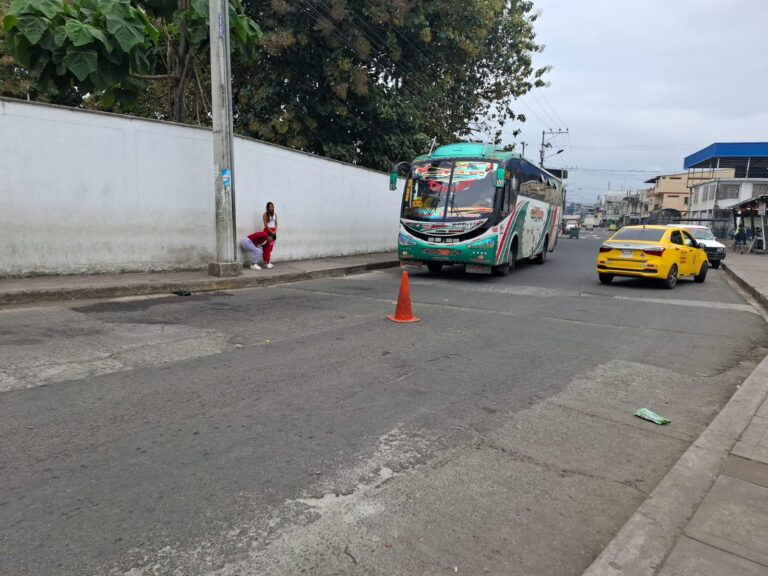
[584,255,768,576]
[723,254,768,310]
[0,252,398,306]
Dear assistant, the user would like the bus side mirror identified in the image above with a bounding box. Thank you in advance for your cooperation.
[389,172,398,191]
[495,167,506,188]
[389,161,411,191]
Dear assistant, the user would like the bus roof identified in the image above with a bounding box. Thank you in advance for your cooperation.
[414,142,521,163]
[412,142,562,183]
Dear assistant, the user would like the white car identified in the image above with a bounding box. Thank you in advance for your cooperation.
[677,225,726,269]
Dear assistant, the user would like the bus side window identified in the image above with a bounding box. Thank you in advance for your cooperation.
[546,181,561,205]
[521,166,545,201]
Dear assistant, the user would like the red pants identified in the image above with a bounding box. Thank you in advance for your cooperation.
[263,227,276,263]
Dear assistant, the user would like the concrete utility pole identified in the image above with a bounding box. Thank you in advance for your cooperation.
[208,0,240,277]
[539,129,568,168]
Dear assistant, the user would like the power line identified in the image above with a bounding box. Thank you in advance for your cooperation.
[567,144,703,150]
[536,88,567,129]
[299,1,428,102]
[527,91,559,129]
[361,0,430,64]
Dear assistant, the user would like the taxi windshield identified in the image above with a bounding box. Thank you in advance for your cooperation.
[611,228,666,242]
[402,160,498,222]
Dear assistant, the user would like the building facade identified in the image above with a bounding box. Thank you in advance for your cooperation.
[689,179,768,237]
[683,142,768,239]
[645,170,734,214]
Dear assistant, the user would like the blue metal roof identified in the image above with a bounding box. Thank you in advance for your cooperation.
[684,142,768,169]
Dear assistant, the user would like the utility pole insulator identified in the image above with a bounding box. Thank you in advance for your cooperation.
[208,0,240,277]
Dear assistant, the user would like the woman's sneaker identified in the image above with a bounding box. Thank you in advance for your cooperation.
[266,263,274,269]
[250,263,262,270]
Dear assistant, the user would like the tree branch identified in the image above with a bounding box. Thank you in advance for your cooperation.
[133,74,180,81]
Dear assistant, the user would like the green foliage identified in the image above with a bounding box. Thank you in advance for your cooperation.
[2,0,261,120]
[3,0,154,102]
[235,0,547,172]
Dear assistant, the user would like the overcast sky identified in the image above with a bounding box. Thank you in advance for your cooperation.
[503,0,768,205]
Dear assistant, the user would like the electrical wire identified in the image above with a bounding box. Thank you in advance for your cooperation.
[299,1,426,102]
[536,88,567,129]
[526,91,559,129]
[360,0,431,65]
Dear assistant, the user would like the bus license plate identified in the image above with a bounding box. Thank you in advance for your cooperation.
[466,264,492,274]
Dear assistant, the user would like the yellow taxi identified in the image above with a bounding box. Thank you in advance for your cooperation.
[608,224,618,231]
[596,225,708,289]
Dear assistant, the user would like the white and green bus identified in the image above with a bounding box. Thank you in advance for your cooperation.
[390,143,564,275]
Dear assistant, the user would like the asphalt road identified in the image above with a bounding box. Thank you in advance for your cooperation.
[1,232,766,576]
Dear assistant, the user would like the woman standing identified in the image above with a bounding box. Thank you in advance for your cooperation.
[262,202,277,268]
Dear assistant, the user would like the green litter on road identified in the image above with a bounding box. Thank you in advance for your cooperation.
[634,408,671,425]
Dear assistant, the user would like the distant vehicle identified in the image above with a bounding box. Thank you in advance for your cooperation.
[675,225,726,269]
[608,224,618,231]
[583,215,597,230]
[393,143,563,276]
[596,225,708,289]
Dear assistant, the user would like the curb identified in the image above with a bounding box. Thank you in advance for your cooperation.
[721,261,768,311]
[0,260,399,306]
[582,352,768,576]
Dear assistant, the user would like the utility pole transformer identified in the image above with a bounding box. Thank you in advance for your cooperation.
[208,0,240,277]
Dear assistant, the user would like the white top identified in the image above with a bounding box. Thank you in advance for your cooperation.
[266,215,276,228]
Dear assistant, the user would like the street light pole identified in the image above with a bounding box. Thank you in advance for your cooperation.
[208,0,240,277]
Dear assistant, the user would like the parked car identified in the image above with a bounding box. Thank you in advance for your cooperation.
[608,224,618,231]
[676,225,726,269]
[596,225,708,289]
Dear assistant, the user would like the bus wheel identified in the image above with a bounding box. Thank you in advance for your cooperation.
[509,240,518,271]
[426,262,443,274]
[492,261,510,276]
[535,237,548,264]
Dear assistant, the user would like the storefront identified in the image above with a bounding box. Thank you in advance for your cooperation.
[730,194,768,253]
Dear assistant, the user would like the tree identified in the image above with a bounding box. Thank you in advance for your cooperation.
[235,0,547,171]
[2,0,260,123]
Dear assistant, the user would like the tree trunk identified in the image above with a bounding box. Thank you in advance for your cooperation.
[169,0,190,123]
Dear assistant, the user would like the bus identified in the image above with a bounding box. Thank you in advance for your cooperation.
[391,142,564,276]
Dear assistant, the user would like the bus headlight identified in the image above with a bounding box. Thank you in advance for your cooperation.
[399,234,417,246]
[468,237,495,250]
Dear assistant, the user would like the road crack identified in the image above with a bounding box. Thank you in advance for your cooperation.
[471,434,650,497]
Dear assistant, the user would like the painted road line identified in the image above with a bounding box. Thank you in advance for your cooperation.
[412,278,760,315]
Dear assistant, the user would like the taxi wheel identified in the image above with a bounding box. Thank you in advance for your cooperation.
[694,261,708,283]
[598,273,613,284]
[427,263,443,274]
[664,264,678,289]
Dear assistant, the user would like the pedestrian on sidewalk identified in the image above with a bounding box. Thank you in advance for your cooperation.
[240,230,276,270]
[262,202,278,267]
[734,225,746,254]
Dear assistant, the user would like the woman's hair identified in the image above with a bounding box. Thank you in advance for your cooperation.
[267,230,277,241]
[265,202,275,217]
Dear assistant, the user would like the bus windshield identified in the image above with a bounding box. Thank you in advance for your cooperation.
[402,160,499,222]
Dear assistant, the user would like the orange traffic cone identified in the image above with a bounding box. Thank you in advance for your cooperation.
[388,271,420,323]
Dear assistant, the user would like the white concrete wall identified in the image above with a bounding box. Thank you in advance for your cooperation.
[0,98,400,277]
